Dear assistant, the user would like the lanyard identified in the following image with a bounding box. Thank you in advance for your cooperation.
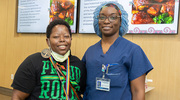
[49,56,70,100]
[49,56,80,100]
[66,57,70,97]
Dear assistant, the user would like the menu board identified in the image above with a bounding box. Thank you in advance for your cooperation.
[17,0,78,33]
[79,0,179,34]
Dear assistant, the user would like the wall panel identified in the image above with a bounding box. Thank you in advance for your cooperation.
[0,0,180,99]
[0,0,8,86]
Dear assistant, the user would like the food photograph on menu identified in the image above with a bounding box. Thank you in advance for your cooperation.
[50,0,75,25]
[128,0,179,34]
[131,0,175,24]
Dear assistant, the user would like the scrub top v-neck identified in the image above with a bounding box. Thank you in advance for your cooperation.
[98,36,121,64]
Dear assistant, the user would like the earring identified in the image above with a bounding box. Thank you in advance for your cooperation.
[41,48,51,58]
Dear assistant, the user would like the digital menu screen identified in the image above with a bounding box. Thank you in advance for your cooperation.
[79,0,179,34]
[17,0,77,33]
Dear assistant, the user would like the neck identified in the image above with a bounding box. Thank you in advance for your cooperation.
[101,33,119,54]
[101,33,119,45]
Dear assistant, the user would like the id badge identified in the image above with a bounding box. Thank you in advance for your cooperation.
[96,77,110,91]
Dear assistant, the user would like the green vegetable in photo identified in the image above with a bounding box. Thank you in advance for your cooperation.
[153,13,173,24]
[65,17,73,25]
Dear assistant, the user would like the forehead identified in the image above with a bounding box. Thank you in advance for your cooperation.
[99,7,119,15]
[52,25,69,33]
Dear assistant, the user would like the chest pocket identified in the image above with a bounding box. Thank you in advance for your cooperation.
[105,64,127,87]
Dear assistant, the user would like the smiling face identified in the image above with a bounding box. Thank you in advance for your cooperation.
[99,7,121,38]
[46,25,71,55]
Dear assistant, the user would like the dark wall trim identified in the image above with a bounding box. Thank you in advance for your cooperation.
[0,87,12,96]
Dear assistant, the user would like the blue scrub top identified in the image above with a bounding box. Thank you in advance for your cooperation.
[82,37,153,100]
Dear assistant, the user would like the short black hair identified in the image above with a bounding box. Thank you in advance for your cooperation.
[46,19,72,38]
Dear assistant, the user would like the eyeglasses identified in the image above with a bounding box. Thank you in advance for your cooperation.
[97,15,121,22]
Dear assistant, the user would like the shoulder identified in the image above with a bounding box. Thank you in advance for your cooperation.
[85,40,100,53]
[70,55,81,62]
[27,52,42,58]
[119,37,141,51]
[70,55,85,69]
[26,52,48,61]
[16,53,42,74]
[22,52,48,67]
[70,55,84,66]
[120,37,139,47]
[22,52,41,63]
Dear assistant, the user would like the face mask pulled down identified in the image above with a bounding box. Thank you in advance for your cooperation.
[51,50,70,62]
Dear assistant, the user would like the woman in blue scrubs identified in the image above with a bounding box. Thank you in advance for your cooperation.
[82,1,153,100]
